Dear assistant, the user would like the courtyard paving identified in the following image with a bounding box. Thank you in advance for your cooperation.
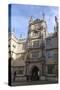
[11,80,58,86]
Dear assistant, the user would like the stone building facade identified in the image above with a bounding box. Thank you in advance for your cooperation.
[8,16,58,83]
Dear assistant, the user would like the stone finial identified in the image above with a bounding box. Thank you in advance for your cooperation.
[29,16,33,23]
[55,16,58,23]
[42,13,45,20]
[13,28,15,33]
[54,16,58,32]
[20,34,22,39]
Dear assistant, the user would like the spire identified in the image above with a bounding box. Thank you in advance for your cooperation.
[54,16,58,32]
[12,28,16,36]
[29,16,33,23]
[42,13,45,20]
[19,34,22,39]
[55,16,58,23]
[13,28,15,34]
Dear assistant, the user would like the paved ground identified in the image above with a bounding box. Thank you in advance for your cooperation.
[11,80,58,86]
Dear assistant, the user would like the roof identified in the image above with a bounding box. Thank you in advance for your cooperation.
[29,18,46,25]
[33,19,41,23]
[46,32,57,40]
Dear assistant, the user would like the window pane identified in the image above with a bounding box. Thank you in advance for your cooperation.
[32,40,39,48]
[48,65,54,74]
[13,45,16,48]
[31,51,39,58]
[16,70,23,75]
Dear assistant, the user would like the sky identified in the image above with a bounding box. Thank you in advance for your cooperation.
[10,4,58,39]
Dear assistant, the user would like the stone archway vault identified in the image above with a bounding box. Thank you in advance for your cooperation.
[30,66,40,81]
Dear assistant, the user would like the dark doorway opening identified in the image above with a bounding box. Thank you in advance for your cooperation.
[31,66,39,81]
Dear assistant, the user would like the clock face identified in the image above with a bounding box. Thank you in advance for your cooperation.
[31,25,35,30]
[35,23,41,30]
[35,24,39,29]
[41,22,46,28]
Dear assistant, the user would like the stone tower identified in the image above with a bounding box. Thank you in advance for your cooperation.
[25,17,48,80]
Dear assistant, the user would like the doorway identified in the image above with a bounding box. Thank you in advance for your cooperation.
[31,66,39,81]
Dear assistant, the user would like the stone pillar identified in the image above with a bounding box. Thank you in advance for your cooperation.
[40,63,46,80]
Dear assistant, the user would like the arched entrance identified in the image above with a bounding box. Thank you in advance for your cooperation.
[31,66,40,81]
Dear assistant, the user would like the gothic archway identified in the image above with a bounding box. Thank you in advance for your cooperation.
[31,66,40,81]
